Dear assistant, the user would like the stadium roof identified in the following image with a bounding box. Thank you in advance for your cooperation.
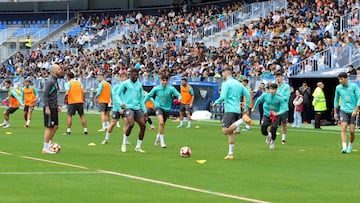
[0,0,70,2]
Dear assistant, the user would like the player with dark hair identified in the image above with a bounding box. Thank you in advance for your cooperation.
[0,80,23,128]
[144,74,181,148]
[177,77,194,128]
[118,68,147,153]
[64,72,88,135]
[94,73,111,131]
[334,72,360,153]
[275,71,290,144]
[252,83,288,150]
[101,73,128,144]
[21,78,38,127]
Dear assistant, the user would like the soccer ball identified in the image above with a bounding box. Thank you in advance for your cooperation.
[50,143,61,153]
[180,146,191,158]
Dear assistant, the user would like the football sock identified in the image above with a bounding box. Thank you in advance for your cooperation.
[83,128,88,132]
[179,121,183,125]
[342,142,347,150]
[234,119,243,127]
[282,134,286,141]
[348,142,353,148]
[187,121,191,127]
[105,122,110,129]
[67,128,71,133]
[43,142,49,150]
[136,140,143,148]
[102,122,106,130]
[159,134,165,144]
[122,134,128,144]
[26,120,31,125]
[105,132,110,140]
[228,144,234,155]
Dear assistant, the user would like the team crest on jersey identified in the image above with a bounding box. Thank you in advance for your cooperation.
[200,89,207,98]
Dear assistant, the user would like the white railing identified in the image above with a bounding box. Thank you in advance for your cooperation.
[340,9,360,33]
[290,44,360,76]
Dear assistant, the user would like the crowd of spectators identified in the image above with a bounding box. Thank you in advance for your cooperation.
[1,0,360,90]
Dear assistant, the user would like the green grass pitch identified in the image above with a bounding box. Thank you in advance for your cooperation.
[1,108,360,203]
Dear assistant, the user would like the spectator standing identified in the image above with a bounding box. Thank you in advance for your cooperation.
[253,82,266,124]
[292,90,304,128]
[25,35,32,49]
[312,82,327,129]
[299,82,312,124]
[288,86,296,124]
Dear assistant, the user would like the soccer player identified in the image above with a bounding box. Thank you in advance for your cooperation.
[213,68,250,160]
[64,72,88,135]
[118,68,147,153]
[177,77,194,128]
[0,80,23,128]
[242,79,253,131]
[94,73,111,131]
[42,64,64,154]
[275,71,290,144]
[252,83,288,150]
[144,74,181,148]
[144,91,156,130]
[21,79,38,127]
[102,73,128,144]
[333,72,360,153]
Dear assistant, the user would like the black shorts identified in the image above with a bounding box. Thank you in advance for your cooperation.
[147,107,155,116]
[24,105,34,112]
[179,104,191,113]
[155,108,170,123]
[98,103,110,112]
[222,112,241,128]
[6,107,18,114]
[67,103,84,116]
[279,111,288,123]
[339,110,356,125]
[112,111,123,120]
[261,115,280,128]
[43,107,58,128]
[124,109,145,120]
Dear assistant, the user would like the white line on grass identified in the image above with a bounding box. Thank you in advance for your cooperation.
[0,171,101,175]
[0,151,12,155]
[98,169,270,203]
[20,156,88,170]
[1,151,270,203]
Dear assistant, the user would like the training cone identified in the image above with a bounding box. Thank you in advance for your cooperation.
[196,160,207,164]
